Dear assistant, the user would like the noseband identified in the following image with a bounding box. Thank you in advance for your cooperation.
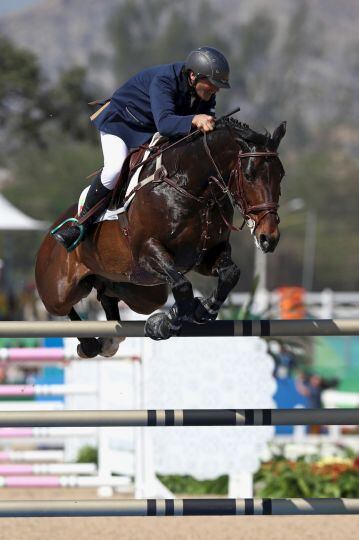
[233,150,280,232]
[203,134,280,233]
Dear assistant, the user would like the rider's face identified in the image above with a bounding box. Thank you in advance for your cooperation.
[189,72,220,101]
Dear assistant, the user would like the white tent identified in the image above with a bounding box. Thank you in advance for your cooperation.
[0,193,48,231]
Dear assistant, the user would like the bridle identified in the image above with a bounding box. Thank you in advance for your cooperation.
[118,129,281,237]
[203,133,280,233]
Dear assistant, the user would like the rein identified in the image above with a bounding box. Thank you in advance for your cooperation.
[130,106,242,174]
[153,133,280,237]
[77,124,280,239]
[202,134,280,233]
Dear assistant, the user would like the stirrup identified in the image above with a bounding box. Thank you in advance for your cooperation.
[50,218,85,252]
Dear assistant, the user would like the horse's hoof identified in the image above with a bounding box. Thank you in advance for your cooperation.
[192,297,219,324]
[99,337,125,357]
[77,338,101,358]
[145,312,179,340]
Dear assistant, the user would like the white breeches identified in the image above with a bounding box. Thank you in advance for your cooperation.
[99,131,129,189]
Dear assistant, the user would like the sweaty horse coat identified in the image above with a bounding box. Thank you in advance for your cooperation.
[91,62,216,148]
[36,119,286,356]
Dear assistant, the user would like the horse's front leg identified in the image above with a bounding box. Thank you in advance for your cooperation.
[193,243,241,323]
[140,238,195,340]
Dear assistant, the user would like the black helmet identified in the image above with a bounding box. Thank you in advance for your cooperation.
[185,46,230,89]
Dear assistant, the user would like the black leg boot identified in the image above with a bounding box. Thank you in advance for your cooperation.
[52,174,111,252]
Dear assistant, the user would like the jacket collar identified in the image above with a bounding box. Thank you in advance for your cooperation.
[179,66,197,98]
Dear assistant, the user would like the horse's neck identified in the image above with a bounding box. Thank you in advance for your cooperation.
[185,134,235,193]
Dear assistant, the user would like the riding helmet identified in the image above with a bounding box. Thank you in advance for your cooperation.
[185,46,230,89]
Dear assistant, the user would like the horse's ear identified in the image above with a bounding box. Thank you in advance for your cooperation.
[269,121,286,150]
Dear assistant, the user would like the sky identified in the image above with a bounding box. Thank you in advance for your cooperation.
[0,0,42,16]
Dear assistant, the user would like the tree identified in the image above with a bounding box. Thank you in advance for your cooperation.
[228,12,276,101]
[0,33,47,147]
[0,33,100,154]
[107,0,228,87]
[0,36,104,292]
[47,66,99,143]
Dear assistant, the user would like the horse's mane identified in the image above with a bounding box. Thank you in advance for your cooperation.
[140,117,272,186]
[215,117,270,147]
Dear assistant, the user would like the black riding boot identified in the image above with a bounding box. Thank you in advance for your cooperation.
[52,174,111,252]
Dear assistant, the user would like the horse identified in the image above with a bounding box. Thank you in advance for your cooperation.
[35,117,286,357]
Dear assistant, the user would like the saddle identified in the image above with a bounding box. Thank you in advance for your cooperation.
[109,135,169,209]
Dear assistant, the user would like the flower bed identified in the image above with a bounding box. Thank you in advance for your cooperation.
[254,455,359,497]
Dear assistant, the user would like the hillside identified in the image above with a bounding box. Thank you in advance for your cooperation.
[0,0,358,107]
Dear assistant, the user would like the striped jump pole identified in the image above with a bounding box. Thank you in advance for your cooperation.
[0,498,357,517]
[0,319,358,337]
[0,408,357,427]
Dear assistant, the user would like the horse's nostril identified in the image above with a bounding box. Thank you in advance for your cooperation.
[259,235,269,251]
[262,233,280,251]
[259,233,279,253]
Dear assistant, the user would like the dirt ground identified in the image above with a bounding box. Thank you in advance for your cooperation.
[0,488,358,540]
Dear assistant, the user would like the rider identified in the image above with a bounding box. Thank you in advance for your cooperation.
[52,46,231,251]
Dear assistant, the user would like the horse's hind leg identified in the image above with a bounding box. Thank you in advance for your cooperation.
[97,294,125,357]
[69,307,102,358]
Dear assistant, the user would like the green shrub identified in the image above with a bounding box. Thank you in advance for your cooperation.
[76,445,98,465]
[158,474,228,495]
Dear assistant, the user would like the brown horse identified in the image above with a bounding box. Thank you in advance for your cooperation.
[35,118,286,357]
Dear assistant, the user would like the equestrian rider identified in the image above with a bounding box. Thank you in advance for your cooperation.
[52,46,231,251]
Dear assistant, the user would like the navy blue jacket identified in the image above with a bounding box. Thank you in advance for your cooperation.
[91,62,216,149]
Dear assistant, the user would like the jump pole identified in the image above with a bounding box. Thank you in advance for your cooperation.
[0,408,357,427]
[0,427,96,438]
[0,463,96,475]
[0,498,358,517]
[0,450,64,462]
[0,319,359,337]
[0,475,130,489]
[0,384,96,397]
[0,347,140,364]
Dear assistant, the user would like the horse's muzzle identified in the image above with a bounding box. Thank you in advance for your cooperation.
[258,232,280,253]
